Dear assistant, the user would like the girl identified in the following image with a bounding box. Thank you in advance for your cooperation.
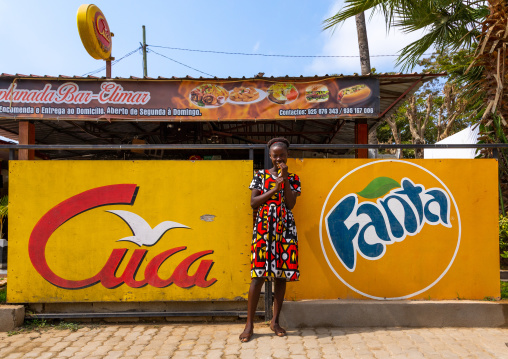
[239,137,301,343]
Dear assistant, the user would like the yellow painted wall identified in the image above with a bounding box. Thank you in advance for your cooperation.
[8,158,500,303]
[8,161,252,303]
[286,159,499,300]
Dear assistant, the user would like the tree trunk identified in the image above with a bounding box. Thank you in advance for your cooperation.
[356,12,376,156]
[355,12,371,75]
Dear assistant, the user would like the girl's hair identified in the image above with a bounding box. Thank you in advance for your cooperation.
[267,137,290,149]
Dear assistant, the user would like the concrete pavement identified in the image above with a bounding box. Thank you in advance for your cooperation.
[1,323,508,358]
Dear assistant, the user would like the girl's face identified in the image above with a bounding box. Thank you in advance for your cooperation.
[269,145,288,167]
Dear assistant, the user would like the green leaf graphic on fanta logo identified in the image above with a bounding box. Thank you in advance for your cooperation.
[356,177,400,199]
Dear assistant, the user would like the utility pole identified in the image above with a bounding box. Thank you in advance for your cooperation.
[142,25,147,77]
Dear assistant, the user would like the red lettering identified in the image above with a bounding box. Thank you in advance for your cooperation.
[34,85,52,102]
[99,83,116,102]
[97,248,127,289]
[172,250,217,288]
[28,184,138,289]
[118,249,148,288]
[144,247,187,287]
[28,184,217,290]
[56,83,78,103]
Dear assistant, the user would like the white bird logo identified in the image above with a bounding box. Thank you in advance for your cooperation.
[107,210,190,247]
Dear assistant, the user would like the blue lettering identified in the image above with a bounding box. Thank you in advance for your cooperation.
[424,190,449,225]
[326,195,359,271]
[380,195,418,238]
[326,178,452,271]
[395,179,424,225]
[356,203,390,259]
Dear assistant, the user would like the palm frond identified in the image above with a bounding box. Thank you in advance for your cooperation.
[322,0,410,31]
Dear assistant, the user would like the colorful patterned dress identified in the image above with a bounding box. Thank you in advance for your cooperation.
[249,170,301,281]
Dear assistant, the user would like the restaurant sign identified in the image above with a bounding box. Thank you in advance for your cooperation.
[0,77,379,121]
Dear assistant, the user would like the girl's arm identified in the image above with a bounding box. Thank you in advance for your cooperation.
[278,162,298,210]
[250,177,283,209]
[283,177,298,210]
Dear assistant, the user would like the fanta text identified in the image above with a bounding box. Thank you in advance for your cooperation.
[326,178,451,271]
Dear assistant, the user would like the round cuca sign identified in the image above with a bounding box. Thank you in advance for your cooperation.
[77,4,112,60]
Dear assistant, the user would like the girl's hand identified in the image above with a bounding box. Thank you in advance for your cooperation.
[278,162,289,180]
[275,176,284,191]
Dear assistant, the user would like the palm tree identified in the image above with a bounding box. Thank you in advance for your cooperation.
[324,0,508,211]
[323,1,508,122]
[323,1,489,71]
[355,12,371,75]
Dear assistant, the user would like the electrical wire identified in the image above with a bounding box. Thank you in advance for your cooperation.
[147,48,215,77]
[148,44,433,58]
[81,46,142,77]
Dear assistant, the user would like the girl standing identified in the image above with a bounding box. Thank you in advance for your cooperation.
[239,137,301,342]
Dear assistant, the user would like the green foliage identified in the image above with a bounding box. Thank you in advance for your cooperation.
[0,286,5,303]
[499,216,508,267]
[376,50,479,156]
[323,0,489,71]
[501,281,508,299]
[0,195,8,239]
[56,321,81,332]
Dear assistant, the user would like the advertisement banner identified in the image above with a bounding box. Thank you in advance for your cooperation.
[8,159,497,303]
[8,161,252,303]
[287,159,499,300]
[0,78,380,121]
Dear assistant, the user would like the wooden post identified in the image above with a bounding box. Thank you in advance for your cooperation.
[19,121,35,160]
[106,60,112,78]
[355,119,368,159]
[142,25,148,77]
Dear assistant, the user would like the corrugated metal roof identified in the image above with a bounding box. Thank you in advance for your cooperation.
[0,72,445,80]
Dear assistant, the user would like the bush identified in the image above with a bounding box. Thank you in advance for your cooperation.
[500,215,508,267]
[0,286,5,303]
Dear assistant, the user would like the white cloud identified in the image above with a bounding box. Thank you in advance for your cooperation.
[306,0,429,75]
[252,41,261,53]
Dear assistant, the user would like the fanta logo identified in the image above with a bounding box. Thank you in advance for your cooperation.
[28,184,217,290]
[326,178,451,272]
[319,160,461,300]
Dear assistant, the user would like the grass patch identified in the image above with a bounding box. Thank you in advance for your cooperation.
[0,286,5,303]
[8,318,82,336]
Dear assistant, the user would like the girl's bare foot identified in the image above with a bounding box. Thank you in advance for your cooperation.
[239,327,253,342]
[270,323,286,337]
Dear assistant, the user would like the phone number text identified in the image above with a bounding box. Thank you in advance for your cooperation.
[279,107,375,116]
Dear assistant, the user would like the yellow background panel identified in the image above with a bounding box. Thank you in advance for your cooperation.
[8,161,252,303]
[286,159,499,300]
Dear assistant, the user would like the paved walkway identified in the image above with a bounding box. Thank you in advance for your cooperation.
[1,323,508,358]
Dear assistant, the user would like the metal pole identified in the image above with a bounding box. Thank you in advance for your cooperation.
[142,25,148,77]
[264,144,273,321]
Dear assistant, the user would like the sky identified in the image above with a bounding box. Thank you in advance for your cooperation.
[0,0,428,79]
